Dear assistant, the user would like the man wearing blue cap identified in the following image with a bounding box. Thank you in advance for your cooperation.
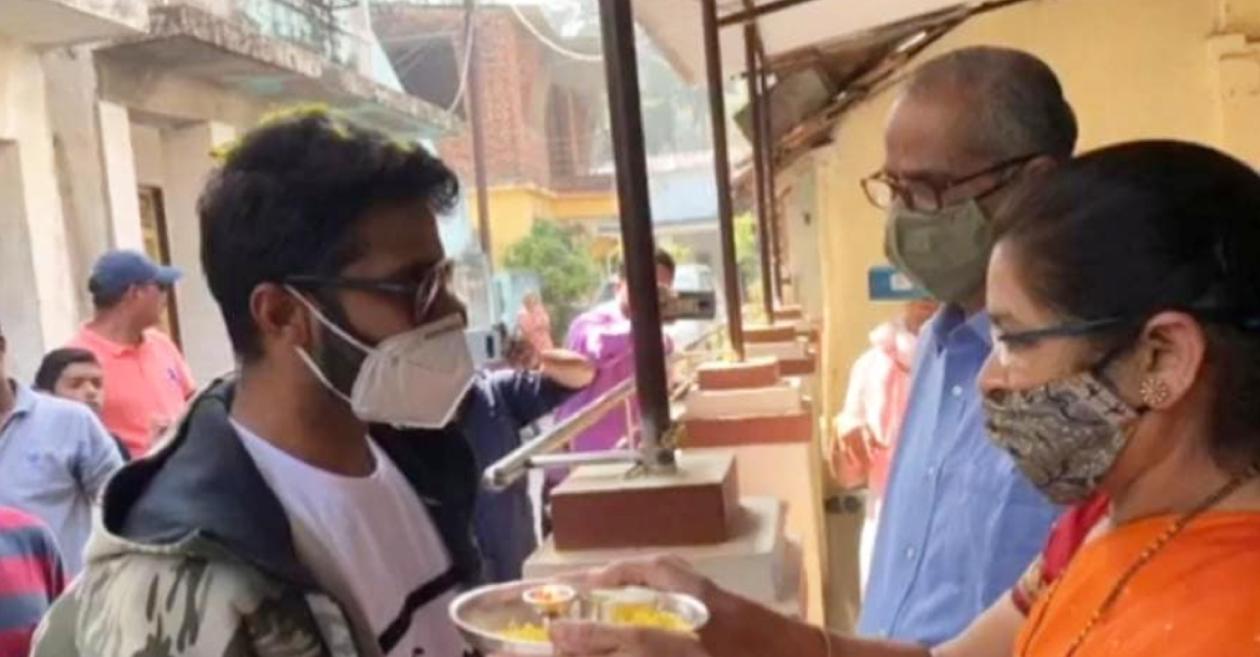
[68,250,195,457]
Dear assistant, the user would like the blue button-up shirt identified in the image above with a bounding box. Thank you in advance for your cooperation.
[857,308,1059,646]
[0,382,123,575]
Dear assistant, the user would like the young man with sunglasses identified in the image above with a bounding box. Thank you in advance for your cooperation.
[68,250,195,457]
[853,47,1076,646]
[36,110,484,657]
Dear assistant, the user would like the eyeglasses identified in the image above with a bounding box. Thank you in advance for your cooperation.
[988,316,1134,367]
[861,153,1040,212]
[994,306,1260,355]
[996,317,1131,349]
[286,259,455,325]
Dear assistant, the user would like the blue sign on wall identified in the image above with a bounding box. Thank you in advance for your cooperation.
[868,265,928,301]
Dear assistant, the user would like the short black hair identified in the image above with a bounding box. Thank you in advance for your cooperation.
[88,283,125,310]
[199,107,459,360]
[623,248,676,278]
[655,248,676,277]
[34,348,99,392]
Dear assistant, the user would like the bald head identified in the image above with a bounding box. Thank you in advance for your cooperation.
[900,46,1077,163]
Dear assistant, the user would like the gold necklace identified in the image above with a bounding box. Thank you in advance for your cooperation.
[1021,469,1257,657]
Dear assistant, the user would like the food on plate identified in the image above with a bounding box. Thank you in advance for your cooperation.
[521,584,577,607]
[499,621,550,643]
[499,587,694,644]
[496,606,692,644]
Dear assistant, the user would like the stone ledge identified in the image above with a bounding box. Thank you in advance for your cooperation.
[102,4,456,135]
[696,357,782,391]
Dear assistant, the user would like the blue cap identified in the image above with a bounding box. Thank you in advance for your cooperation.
[89,250,182,299]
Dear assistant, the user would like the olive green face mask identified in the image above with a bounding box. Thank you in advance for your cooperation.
[884,200,994,304]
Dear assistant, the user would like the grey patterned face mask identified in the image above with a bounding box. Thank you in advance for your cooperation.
[983,371,1143,505]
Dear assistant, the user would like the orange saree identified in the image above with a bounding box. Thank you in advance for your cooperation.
[1015,511,1260,657]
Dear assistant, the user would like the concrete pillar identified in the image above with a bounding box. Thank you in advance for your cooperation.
[0,142,47,382]
[344,0,377,78]
[780,156,825,320]
[43,47,148,320]
[0,38,81,381]
[162,121,237,382]
[98,101,145,251]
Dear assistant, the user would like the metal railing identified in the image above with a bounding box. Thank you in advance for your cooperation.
[483,322,726,492]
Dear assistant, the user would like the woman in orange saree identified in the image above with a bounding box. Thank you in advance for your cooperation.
[513,141,1260,657]
[1015,511,1260,657]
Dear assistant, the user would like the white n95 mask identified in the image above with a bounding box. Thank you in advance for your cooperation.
[289,287,475,429]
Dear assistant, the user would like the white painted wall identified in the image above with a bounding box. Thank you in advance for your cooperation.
[0,36,82,381]
[41,46,109,320]
[42,46,150,320]
[779,153,824,319]
[98,101,144,251]
[162,121,237,382]
[0,141,45,382]
[130,123,164,188]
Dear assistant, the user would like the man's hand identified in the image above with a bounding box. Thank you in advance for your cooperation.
[487,556,715,657]
[538,349,596,389]
[150,416,173,442]
[584,555,714,603]
[550,621,709,657]
[504,333,538,369]
[826,418,871,489]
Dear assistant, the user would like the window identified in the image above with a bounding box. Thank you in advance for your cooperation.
[137,186,183,346]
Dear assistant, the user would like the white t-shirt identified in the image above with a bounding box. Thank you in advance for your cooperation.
[233,420,470,657]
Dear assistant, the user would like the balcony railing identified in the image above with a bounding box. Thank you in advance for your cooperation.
[154,0,373,73]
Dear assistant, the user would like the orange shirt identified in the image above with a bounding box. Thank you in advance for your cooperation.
[1016,510,1260,657]
[67,327,195,457]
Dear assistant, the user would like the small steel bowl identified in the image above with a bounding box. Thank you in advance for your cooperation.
[450,580,710,656]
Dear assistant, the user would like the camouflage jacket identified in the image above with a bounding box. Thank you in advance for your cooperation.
[34,380,483,657]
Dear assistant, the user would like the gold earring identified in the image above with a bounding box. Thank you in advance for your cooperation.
[1140,377,1171,408]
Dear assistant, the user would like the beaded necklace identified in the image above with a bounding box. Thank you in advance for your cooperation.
[1020,469,1257,657]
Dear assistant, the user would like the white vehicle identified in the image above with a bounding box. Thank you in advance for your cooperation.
[666,263,722,351]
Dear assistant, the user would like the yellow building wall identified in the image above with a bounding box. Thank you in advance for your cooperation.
[469,186,549,265]
[470,185,617,264]
[808,0,1260,418]
[551,191,618,220]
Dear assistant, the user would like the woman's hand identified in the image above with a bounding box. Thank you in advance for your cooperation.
[550,621,710,657]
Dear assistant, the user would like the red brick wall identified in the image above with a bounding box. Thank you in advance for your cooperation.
[374,6,555,188]
[374,5,614,197]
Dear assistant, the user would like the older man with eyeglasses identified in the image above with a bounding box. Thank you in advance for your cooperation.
[850,46,1077,647]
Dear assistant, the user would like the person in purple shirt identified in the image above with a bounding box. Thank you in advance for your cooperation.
[554,248,676,455]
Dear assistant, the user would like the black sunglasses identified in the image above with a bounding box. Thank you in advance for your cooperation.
[286,259,454,325]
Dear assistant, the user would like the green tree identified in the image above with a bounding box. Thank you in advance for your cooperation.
[735,212,762,303]
[503,221,602,341]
